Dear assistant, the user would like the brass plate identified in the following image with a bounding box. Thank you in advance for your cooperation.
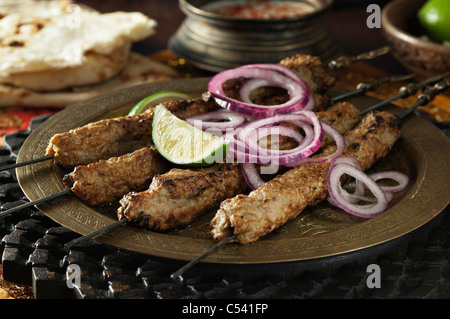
[16,78,450,264]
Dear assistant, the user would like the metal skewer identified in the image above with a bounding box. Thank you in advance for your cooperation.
[64,217,129,251]
[331,73,415,102]
[328,46,391,70]
[396,77,450,122]
[0,154,54,172]
[0,188,72,218]
[360,72,450,116]
[168,79,450,280]
[170,234,237,282]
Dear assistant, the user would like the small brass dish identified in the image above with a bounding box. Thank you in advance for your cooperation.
[169,0,338,72]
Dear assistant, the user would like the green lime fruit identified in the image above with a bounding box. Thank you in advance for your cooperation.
[152,104,229,166]
[418,0,450,43]
[128,91,192,115]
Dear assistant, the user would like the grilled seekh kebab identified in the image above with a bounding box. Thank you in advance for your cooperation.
[116,101,361,231]
[45,92,220,167]
[117,162,248,231]
[62,146,171,206]
[210,110,400,244]
[60,101,360,207]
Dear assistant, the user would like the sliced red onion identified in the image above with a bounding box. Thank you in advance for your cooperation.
[245,125,308,155]
[226,111,324,165]
[368,171,410,193]
[208,63,315,118]
[241,163,266,190]
[326,156,410,218]
[186,109,245,131]
[284,121,345,167]
[236,64,316,112]
[327,162,388,218]
[329,156,365,204]
[239,79,272,104]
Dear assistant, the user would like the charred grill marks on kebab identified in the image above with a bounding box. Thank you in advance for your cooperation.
[62,146,171,206]
[210,111,400,244]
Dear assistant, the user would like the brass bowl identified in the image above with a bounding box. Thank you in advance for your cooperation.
[381,0,450,79]
[169,0,338,72]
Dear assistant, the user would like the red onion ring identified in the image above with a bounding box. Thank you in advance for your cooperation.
[237,64,317,112]
[241,163,266,190]
[186,109,245,131]
[368,171,410,193]
[245,125,310,155]
[284,121,346,167]
[327,162,389,218]
[329,157,365,204]
[208,64,315,118]
[326,157,410,218]
[226,111,324,165]
[239,79,271,104]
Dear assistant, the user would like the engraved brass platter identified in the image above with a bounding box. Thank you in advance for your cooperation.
[16,77,450,265]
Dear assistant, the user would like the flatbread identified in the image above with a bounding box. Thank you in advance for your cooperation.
[0,44,131,91]
[0,1,178,108]
[0,52,181,108]
[0,0,157,75]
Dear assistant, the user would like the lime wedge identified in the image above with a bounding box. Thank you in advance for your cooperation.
[129,91,192,115]
[152,104,229,166]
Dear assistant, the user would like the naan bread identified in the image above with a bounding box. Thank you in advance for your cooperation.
[0,0,157,75]
[0,52,180,108]
[0,1,179,108]
[0,44,131,91]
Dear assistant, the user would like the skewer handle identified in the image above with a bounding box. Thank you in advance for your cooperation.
[0,188,72,218]
[360,72,450,115]
[64,218,128,251]
[397,78,450,121]
[331,73,415,102]
[0,155,54,172]
[328,46,390,70]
